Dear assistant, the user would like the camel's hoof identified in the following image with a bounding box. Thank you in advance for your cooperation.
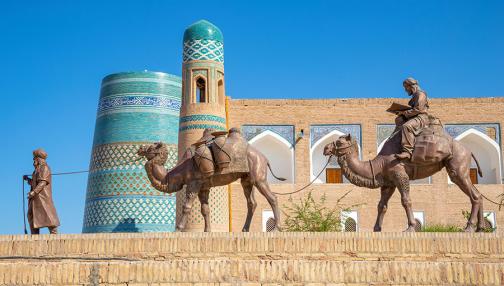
[373,226,382,232]
[242,228,250,232]
[464,224,477,233]
[403,226,416,232]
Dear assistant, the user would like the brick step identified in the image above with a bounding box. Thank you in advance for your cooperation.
[0,259,503,285]
[0,232,502,262]
[1,232,503,285]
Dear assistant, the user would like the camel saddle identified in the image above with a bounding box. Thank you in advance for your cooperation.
[411,115,452,165]
[192,131,250,176]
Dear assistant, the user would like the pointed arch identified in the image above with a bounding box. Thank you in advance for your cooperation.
[193,75,207,103]
[454,128,502,184]
[249,130,294,183]
[310,130,361,183]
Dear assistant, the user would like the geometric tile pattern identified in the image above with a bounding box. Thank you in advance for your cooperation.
[180,114,226,124]
[377,123,501,147]
[310,124,362,148]
[445,123,501,145]
[183,39,224,63]
[82,195,176,233]
[179,123,226,132]
[242,125,295,145]
[176,186,229,227]
[98,95,181,117]
[376,124,396,148]
[89,143,178,173]
[83,71,181,233]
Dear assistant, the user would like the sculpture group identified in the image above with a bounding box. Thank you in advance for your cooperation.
[25,77,487,233]
[137,128,284,232]
[323,78,486,232]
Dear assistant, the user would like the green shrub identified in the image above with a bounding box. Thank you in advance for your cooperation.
[420,224,462,232]
[282,190,359,232]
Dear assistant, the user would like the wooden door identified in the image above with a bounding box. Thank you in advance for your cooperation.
[469,168,478,184]
[326,168,342,184]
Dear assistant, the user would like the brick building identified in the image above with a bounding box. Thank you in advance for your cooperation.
[227,97,504,232]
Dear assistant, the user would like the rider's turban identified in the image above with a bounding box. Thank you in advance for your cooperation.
[403,77,418,87]
[33,148,48,159]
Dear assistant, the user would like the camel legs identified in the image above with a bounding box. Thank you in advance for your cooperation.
[176,187,199,232]
[241,178,257,232]
[255,180,281,231]
[393,172,417,232]
[446,164,483,232]
[198,188,211,232]
[373,186,396,232]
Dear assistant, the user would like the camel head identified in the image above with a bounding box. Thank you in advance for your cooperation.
[323,134,356,157]
[137,142,168,165]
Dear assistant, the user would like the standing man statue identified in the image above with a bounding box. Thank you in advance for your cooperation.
[23,149,60,234]
[394,77,430,160]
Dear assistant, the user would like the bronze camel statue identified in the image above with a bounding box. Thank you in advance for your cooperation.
[137,141,283,232]
[323,132,485,232]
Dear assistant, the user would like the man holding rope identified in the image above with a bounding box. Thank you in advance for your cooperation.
[23,149,60,234]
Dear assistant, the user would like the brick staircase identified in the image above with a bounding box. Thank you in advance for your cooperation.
[0,232,503,285]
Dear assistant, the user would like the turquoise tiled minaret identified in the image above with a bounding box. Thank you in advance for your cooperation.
[177,20,229,232]
[82,71,181,233]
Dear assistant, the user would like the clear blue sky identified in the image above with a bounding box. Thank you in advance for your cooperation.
[1,1,503,234]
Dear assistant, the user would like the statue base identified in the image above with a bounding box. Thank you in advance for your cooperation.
[0,232,502,285]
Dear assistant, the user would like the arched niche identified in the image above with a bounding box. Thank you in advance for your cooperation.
[249,130,294,183]
[310,130,361,183]
[454,128,502,184]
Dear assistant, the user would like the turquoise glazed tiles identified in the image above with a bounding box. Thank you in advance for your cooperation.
[183,20,224,63]
[183,20,224,43]
[83,71,181,233]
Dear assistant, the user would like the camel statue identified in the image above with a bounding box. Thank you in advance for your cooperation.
[323,130,485,232]
[137,132,284,232]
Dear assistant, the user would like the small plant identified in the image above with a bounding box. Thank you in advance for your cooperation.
[420,224,462,232]
[282,190,360,232]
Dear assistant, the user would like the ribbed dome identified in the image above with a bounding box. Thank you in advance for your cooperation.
[183,20,223,43]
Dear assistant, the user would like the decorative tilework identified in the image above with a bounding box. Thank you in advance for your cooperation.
[241,125,295,145]
[89,143,177,172]
[445,124,501,145]
[102,71,182,84]
[179,124,226,132]
[180,114,226,124]
[82,195,176,233]
[98,95,181,117]
[377,123,501,148]
[93,112,180,145]
[100,81,181,99]
[183,20,224,43]
[376,124,396,148]
[84,71,181,233]
[183,39,224,63]
[310,125,362,147]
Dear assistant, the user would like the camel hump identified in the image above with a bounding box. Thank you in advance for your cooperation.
[411,126,452,165]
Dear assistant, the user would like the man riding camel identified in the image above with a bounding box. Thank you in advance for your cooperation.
[395,77,430,160]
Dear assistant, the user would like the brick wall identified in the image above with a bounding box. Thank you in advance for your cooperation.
[0,232,503,285]
[228,97,504,232]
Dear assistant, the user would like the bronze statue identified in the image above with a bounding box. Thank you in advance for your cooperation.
[137,128,284,232]
[394,77,430,160]
[23,149,60,234]
[323,121,485,232]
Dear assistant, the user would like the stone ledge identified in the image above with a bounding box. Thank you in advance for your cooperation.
[1,232,503,285]
[0,260,502,285]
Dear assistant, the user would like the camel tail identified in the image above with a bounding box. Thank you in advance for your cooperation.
[267,163,286,181]
[471,153,483,178]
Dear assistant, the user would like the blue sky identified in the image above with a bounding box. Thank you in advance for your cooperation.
[1,1,503,234]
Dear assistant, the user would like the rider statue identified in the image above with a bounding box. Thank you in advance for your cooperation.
[394,77,430,160]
